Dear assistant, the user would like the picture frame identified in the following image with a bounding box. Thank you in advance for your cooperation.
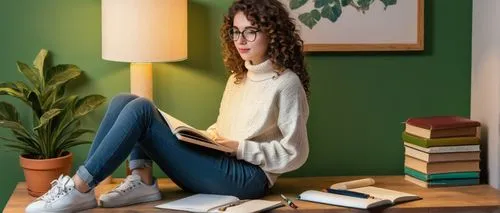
[281,0,424,52]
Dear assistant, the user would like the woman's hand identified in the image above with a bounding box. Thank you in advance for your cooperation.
[207,131,239,153]
[214,137,239,153]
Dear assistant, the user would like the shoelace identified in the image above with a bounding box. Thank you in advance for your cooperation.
[39,176,72,203]
[111,176,142,194]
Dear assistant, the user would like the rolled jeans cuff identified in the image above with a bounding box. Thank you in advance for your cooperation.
[129,159,153,170]
[76,165,96,188]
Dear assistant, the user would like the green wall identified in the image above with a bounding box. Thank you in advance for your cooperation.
[0,0,472,209]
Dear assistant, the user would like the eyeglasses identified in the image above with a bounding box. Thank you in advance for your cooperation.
[229,27,260,42]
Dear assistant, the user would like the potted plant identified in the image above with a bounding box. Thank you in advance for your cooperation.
[0,49,106,197]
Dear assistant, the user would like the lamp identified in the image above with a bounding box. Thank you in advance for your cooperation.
[102,0,187,100]
[101,0,187,182]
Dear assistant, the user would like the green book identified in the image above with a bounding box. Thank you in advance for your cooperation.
[404,167,479,181]
[402,132,480,148]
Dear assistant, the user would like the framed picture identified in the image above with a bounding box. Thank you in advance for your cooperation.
[281,0,424,52]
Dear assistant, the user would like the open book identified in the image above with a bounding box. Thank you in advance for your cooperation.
[158,110,233,153]
[155,194,284,213]
[298,186,421,209]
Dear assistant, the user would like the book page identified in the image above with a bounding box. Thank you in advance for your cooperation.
[177,127,213,142]
[155,194,239,212]
[298,190,391,209]
[158,109,196,131]
[350,186,420,204]
[158,109,232,152]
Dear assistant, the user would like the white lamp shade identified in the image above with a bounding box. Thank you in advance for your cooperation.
[102,0,187,62]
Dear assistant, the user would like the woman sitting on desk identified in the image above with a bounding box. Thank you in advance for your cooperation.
[26,0,310,212]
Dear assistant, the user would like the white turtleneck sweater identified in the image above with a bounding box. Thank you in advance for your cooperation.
[207,59,310,186]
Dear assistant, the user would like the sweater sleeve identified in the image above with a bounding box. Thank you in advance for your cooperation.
[236,82,309,174]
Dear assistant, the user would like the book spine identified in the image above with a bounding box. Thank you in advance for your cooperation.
[404,143,481,153]
[405,146,480,162]
[427,145,480,153]
[404,167,429,181]
[402,132,479,147]
[429,172,480,180]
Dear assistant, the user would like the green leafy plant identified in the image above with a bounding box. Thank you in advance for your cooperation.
[0,49,106,159]
[289,0,398,29]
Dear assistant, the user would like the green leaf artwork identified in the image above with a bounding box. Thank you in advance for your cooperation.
[341,0,352,6]
[298,9,321,29]
[354,0,374,11]
[290,0,308,9]
[289,0,397,29]
[314,0,334,8]
[321,1,342,23]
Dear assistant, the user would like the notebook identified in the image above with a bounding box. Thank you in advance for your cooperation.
[299,186,420,209]
[155,194,284,213]
[298,179,421,209]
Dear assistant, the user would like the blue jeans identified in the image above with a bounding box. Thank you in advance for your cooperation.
[76,94,269,199]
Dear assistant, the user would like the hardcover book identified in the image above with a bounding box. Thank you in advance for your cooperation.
[405,116,480,139]
[404,146,480,162]
[404,142,480,154]
[402,132,480,148]
[158,110,233,153]
[404,156,480,174]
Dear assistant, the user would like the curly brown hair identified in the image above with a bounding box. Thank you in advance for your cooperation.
[220,0,310,98]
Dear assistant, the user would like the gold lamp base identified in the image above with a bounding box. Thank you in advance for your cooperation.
[130,63,153,100]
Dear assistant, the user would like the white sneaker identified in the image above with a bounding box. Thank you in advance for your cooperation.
[99,174,161,207]
[25,175,97,213]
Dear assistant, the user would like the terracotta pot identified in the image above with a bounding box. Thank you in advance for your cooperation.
[19,152,73,197]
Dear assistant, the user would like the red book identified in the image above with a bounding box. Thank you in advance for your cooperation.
[405,116,480,139]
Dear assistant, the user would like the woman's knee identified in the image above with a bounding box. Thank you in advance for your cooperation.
[109,93,139,106]
[126,97,156,113]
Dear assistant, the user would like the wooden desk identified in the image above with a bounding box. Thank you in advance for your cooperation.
[4,176,500,212]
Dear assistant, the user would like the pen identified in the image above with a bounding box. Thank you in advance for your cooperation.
[323,188,374,199]
[280,194,298,209]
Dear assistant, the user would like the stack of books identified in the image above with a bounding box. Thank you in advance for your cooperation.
[402,116,481,188]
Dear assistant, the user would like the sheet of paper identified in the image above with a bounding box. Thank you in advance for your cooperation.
[155,194,239,212]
